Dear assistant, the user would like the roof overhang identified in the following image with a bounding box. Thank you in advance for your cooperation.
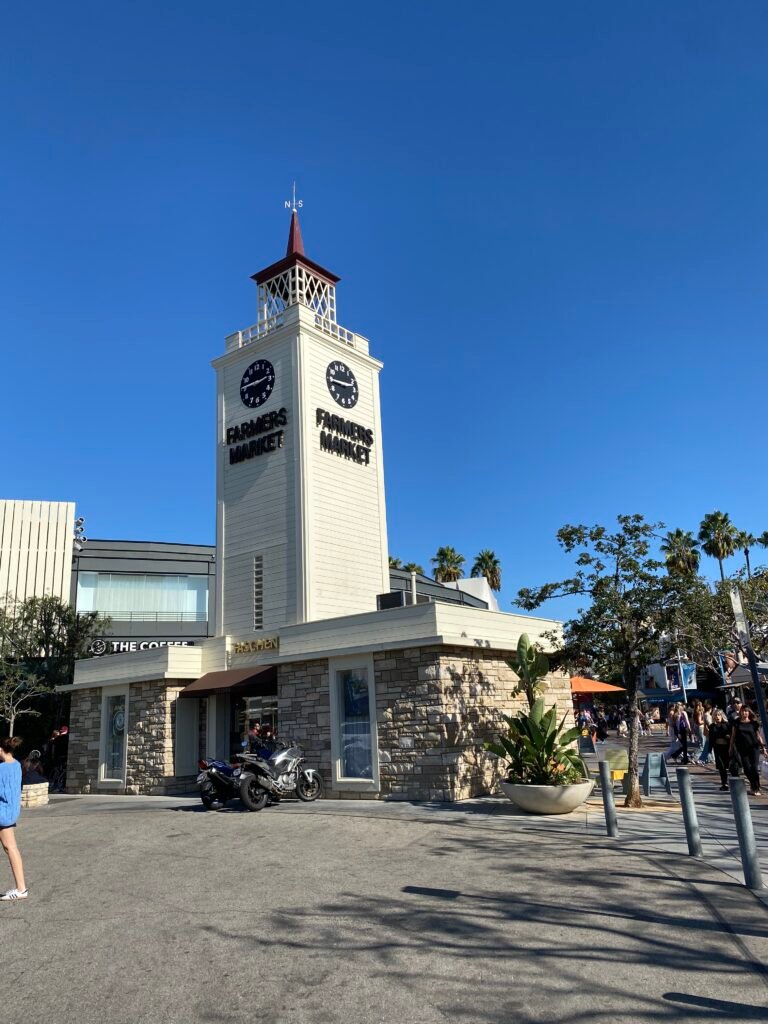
[178,665,277,699]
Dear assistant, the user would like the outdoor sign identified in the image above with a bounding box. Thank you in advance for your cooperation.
[640,752,673,796]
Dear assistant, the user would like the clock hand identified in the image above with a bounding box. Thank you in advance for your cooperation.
[329,378,354,387]
[242,376,268,389]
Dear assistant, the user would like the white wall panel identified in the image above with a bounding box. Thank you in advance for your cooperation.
[0,500,74,607]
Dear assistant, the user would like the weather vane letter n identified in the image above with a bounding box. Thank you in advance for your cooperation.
[284,182,303,211]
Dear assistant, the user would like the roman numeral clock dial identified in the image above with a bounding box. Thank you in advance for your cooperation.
[240,359,275,408]
[326,360,358,409]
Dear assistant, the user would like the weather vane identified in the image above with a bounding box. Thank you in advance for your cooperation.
[284,181,303,212]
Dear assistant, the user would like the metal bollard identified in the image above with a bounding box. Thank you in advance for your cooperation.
[729,777,765,891]
[676,768,703,858]
[598,760,619,838]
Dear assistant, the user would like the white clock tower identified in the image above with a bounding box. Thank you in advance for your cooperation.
[212,212,389,639]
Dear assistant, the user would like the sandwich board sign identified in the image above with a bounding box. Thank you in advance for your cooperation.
[640,752,673,796]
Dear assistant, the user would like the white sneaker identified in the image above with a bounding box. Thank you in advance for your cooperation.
[0,888,28,901]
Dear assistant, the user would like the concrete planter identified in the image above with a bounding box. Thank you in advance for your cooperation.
[499,779,594,815]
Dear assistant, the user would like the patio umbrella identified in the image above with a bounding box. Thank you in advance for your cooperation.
[570,677,626,693]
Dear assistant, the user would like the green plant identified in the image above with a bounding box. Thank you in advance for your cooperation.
[485,698,585,786]
[507,633,549,710]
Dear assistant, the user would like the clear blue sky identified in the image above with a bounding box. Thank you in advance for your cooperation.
[2,2,767,619]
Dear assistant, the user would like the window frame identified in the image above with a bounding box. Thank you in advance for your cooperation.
[99,685,130,787]
[328,653,379,793]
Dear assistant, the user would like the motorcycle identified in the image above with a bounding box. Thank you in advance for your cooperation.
[236,741,323,810]
[196,758,243,810]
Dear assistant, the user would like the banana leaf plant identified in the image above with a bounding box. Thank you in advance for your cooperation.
[485,698,586,785]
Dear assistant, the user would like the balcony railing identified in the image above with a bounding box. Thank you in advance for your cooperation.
[95,610,208,623]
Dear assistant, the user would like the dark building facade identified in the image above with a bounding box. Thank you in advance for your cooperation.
[71,540,217,655]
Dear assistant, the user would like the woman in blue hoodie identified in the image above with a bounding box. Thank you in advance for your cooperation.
[0,736,27,901]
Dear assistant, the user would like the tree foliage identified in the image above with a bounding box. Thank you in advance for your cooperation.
[471,549,502,591]
[432,546,465,583]
[516,514,692,807]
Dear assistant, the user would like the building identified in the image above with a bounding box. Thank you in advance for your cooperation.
[0,499,75,607]
[65,213,572,800]
[72,539,216,655]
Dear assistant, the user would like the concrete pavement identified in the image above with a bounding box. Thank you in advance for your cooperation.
[1,792,767,1024]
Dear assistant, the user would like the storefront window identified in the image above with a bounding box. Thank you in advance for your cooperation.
[77,571,208,622]
[337,667,372,779]
[103,693,126,780]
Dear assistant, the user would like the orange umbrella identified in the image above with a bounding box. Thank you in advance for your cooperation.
[570,677,626,693]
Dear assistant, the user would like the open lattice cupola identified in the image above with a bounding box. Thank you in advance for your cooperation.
[252,211,340,325]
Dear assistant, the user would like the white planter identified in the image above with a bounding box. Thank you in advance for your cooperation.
[499,779,594,815]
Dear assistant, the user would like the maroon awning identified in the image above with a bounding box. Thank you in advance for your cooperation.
[179,666,277,699]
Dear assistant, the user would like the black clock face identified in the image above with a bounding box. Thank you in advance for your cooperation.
[326,360,358,409]
[240,359,275,409]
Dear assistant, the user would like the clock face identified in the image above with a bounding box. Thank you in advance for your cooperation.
[326,360,358,409]
[240,359,275,409]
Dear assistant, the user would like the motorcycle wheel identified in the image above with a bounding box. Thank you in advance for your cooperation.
[239,777,269,811]
[201,788,226,811]
[296,774,323,802]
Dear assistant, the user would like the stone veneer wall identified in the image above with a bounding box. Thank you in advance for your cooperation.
[67,682,200,795]
[277,659,332,791]
[66,688,102,792]
[375,646,572,801]
[277,645,573,802]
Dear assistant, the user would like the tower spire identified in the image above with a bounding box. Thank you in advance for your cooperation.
[286,209,304,257]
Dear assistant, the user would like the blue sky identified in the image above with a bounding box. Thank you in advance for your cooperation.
[2,2,767,619]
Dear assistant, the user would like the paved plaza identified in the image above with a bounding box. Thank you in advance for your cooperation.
[2,782,767,1024]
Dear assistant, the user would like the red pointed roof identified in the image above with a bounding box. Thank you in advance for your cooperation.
[286,209,304,256]
[252,210,340,286]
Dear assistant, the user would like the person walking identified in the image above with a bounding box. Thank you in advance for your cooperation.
[708,710,732,790]
[729,706,766,796]
[0,736,28,901]
[674,703,692,764]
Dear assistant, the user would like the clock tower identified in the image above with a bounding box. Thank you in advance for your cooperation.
[212,212,389,639]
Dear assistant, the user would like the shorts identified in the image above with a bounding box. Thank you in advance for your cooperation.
[0,823,17,830]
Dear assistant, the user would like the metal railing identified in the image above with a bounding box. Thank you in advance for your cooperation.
[96,610,208,623]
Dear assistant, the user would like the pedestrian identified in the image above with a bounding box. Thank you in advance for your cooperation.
[697,705,715,765]
[0,736,28,901]
[726,696,743,723]
[729,706,766,796]
[708,710,732,790]
[676,703,692,764]
[692,702,705,748]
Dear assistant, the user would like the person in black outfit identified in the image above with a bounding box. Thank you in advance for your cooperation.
[729,706,766,796]
[708,709,732,790]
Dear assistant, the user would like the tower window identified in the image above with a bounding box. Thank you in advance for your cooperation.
[253,555,264,630]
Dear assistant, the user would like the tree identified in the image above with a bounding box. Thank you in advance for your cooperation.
[0,663,49,736]
[388,556,402,569]
[402,562,425,575]
[0,596,108,733]
[736,530,756,580]
[698,511,738,582]
[431,546,465,582]
[517,514,688,808]
[471,549,502,591]
[660,529,700,575]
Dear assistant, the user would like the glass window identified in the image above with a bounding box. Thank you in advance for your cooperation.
[104,694,126,780]
[77,572,208,622]
[337,667,372,779]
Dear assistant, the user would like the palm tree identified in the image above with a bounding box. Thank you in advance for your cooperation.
[660,529,700,575]
[470,549,502,591]
[736,530,756,579]
[698,511,738,581]
[431,546,465,582]
[388,555,402,569]
[403,562,425,575]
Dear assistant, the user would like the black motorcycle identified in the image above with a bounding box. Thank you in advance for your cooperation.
[237,742,323,810]
[196,758,244,810]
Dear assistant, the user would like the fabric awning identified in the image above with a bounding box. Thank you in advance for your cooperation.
[570,677,626,694]
[179,665,277,699]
